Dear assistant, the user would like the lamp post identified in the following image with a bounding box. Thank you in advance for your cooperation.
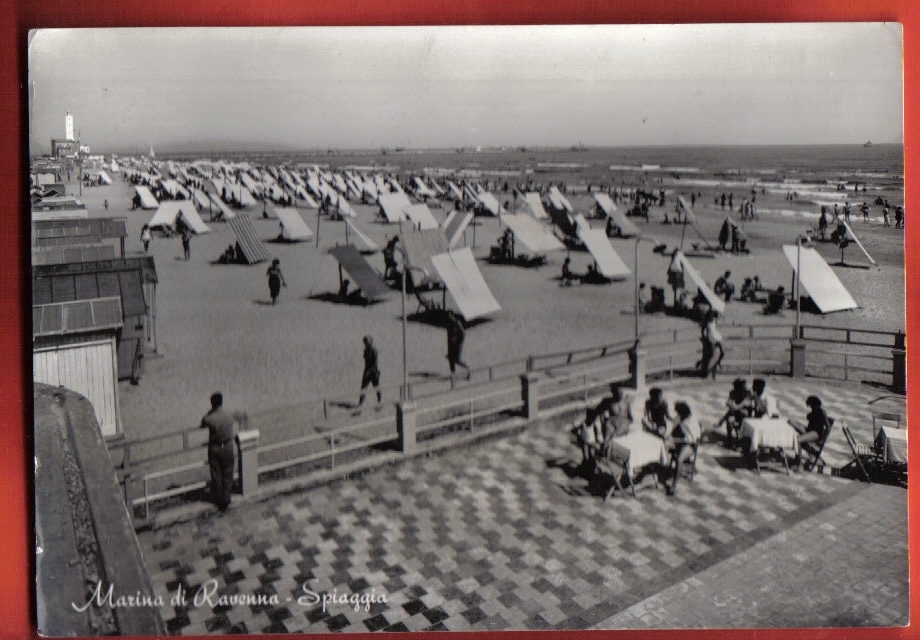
[795,236,802,339]
[794,234,812,339]
[399,250,428,402]
[633,236,658,341]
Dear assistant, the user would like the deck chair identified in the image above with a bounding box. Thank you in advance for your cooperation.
[596,441,633,500]
[799,418,835,472]
[841,424,873,483]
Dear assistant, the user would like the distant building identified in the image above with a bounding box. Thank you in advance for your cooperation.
[65,111,74,140]
[50,138,79,159]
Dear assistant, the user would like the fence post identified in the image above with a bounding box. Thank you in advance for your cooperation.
[397,401,418,454]
[236,429,260,497]
[892,330,906,394]
[790,339,807,378]
[520,372,540,421]
[123,472,143,523]
[629,345,647,389]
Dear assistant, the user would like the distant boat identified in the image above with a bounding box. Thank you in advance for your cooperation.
[864,140,873,147]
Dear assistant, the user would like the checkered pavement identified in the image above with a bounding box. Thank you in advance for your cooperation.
[138,378,906,633]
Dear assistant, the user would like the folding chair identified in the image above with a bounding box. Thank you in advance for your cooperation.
[668,441,700,484]
[596,441,634,500]
[841,424,872,483]
[799,418,836,472]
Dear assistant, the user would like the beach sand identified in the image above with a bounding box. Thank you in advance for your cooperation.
[61,155,905,441]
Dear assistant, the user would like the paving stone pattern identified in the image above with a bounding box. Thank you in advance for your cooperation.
[137,379,907,633]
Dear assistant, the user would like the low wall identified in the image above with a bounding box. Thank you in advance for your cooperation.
[34,383,165,636]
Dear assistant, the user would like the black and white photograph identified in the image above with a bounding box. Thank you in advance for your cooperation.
[29,24,907,634]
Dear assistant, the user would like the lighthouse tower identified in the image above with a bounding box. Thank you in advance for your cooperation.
[65,112,74,141]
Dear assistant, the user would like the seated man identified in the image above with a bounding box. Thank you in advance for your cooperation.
[765,286,787,315]
[749,378,780,419]
[713,270,735,302]
[721,378,751,449]
[739,277,755,302]
[666,401,702,497]
[561,256,578,285]
[642,387,673,437]
[604,386,634,439]
[789,395,830,471]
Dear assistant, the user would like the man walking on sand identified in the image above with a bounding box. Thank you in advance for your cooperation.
[357,335,382,408]
[446,310,471,381]
[199,392,236,512]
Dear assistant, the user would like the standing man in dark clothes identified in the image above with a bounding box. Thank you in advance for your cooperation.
[181,227,192,260]
[358,335,382,407]
[200,392,236,512]
[446,310,471,381]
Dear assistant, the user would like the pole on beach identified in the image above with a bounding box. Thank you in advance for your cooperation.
[316,206,321,249]
[795,236,802,339]
[634,236,640,340]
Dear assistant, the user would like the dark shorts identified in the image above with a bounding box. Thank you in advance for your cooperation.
[361,367,380,389]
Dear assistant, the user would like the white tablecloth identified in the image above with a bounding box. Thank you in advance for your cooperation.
[610,430,668,475]
[877,425,907,463]
[741,418,799,454]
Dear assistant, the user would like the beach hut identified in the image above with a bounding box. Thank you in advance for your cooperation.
[227,216,272,265]
[274,208,314,242]
[33,296,124,436]
[782,245,858,313]
[31,217,128,257]
[430,248,502,321]
[32,244,116,266]
[148,201,212,234]
[32,256,159,382]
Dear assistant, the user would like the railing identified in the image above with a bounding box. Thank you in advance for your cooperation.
[110,322,904,522]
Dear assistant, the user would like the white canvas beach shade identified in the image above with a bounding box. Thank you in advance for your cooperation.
[430,247,502,321]
[577,227,631,278]
[782,245,859,313]
[274,208,314,241]
[501,213,565,254]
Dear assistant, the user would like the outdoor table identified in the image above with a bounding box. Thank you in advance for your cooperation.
[875,425,907,464]
[741,417,799,474]
[610,429,668,477]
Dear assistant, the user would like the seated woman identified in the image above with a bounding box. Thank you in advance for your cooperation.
[789,395,830,471]
[666,401,701,497]
[642,387,673,437]
[722,378,751,449]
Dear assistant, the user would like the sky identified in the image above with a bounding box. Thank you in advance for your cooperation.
[27,24,904,154]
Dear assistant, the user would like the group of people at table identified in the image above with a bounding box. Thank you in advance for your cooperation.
[577,379,831,497]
